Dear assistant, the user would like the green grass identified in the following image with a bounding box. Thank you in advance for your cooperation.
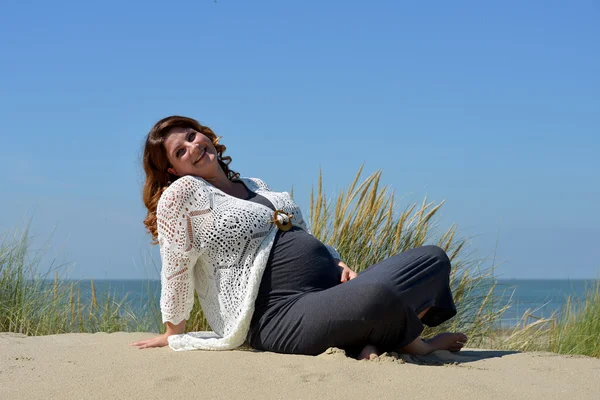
[308,166,507,346]
[494,281,600,357]
[1,167,599,358]
[0,225,148,335]
[550,283,600,357]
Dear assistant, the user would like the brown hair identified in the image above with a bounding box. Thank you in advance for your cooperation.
[142,116,240,242]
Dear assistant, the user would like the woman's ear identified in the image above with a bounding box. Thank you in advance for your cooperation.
[167,167,179,177]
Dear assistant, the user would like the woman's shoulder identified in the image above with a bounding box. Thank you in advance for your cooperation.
[165,175,209,195]
[158,175,210,212]
[240,177,271,192]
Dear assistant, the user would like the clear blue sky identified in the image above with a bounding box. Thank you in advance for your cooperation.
[1,1,598,280]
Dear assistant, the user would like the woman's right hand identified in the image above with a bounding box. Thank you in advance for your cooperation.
[129,321,186,349]
[129,333,170,349]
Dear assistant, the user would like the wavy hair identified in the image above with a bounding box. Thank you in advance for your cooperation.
[142,116,240,242]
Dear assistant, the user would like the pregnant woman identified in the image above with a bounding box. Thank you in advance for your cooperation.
[130,116,467,359]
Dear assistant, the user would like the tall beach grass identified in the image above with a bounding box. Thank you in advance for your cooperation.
[308,165,506,347]
[494,281,600,357]
[0,225,155,335]
[1,167,598,357]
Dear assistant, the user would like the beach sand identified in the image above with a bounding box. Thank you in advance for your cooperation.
[1,332,598,399]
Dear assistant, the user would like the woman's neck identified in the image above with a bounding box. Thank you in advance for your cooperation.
[204,175,247,199]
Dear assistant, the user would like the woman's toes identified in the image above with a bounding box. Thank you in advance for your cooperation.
[449,343,464,352]
[357,344,379,360]
[425,332,468,352]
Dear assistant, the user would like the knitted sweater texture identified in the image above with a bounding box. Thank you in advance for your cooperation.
[157,175,340,351]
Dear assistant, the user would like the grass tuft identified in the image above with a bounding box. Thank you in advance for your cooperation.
[0,224,145,335]
[309,167,505,346]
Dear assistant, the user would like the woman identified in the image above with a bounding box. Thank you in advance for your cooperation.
[130,116,467,359]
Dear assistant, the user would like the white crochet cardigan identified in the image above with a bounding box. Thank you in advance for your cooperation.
[157,175,340,351]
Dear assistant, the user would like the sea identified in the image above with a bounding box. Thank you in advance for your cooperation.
[493,279,598,327]
[61,279,599,328]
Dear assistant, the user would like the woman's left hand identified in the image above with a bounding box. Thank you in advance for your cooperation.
[335,259,358,283]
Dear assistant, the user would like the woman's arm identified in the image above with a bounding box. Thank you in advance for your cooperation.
[157,178,204,325]
[131,177,208,349]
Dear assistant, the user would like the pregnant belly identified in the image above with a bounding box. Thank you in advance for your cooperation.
[261,227,341,293]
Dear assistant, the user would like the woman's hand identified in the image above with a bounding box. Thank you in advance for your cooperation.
[129,333,170,349]
[129,320,186,349]
[335,259,358,283]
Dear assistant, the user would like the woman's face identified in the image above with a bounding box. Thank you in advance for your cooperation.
[164,127,219,179]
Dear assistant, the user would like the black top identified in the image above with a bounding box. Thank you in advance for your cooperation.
[242,188,342,312]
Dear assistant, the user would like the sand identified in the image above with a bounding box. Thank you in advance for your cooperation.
[1,332,598,399]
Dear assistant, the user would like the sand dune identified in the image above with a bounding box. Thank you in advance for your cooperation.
[1,332,598,399]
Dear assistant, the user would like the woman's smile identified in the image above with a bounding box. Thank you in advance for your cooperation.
[194,148,206,164]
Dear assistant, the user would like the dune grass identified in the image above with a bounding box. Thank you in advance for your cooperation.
[1,167,598,358]
[0,225,149,335]
[493,281,600,357]
[550,283,600,357]
[308,165,506,346]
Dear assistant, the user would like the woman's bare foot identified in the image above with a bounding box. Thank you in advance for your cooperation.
[400,332,467,356]
[357,344,379,360]
[425,332,468,353]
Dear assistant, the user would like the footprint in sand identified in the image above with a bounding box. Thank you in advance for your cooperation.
[299,372,330,383]
[158,375,183,384]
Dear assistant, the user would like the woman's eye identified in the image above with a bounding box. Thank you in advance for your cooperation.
[176,148,184,158]
[188,132,196,141]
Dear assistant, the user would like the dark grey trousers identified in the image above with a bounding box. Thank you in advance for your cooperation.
[248,245,457,355]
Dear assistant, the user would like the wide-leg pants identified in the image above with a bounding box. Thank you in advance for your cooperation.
[248,245,457,355]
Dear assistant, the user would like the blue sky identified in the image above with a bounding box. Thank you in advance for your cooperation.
[1,0,598,279]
